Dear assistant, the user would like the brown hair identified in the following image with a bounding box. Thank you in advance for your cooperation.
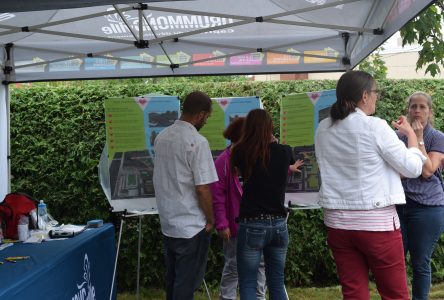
[223,117,245,144]
[231,109,273,180]
[182,91,212,115]
[330,70,375,124]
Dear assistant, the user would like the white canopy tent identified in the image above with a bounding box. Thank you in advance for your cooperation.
[0,0,435,200]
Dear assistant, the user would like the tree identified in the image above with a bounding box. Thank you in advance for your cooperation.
[357,48,388,80]
[400,0,444,76]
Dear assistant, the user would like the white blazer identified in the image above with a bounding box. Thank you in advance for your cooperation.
[315,108,426,210]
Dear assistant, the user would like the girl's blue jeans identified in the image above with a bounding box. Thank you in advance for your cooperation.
[236,218,288,300]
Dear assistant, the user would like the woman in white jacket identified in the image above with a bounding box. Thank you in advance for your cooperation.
[315,70,428,300]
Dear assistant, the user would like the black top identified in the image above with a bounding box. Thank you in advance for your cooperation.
[233,142,295,218]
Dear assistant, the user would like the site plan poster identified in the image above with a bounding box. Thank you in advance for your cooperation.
[101,95,180,209]
[280,90,336,207]
[100,95,259,212]
[200,96,262,158]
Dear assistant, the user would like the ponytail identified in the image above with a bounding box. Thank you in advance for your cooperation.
[331,70,374,124]
[330,99,357,123]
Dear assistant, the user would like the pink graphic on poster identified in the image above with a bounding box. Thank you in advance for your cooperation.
[307,92,321,106]
[193,53,225,66]
[216,98,230,111]
[229,53,263,65]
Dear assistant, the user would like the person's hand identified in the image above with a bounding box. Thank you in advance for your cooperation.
[392,115,414,136]
[411,119,424,140]
[205,222,214,233]
[218,228,231,241]
[289,159,304,173]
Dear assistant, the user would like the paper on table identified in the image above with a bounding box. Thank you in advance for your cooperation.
[24,230,47,243]
[24,225,86,243]
[23,235,43,244]
[60,224,87,233]
[0,243,13,250]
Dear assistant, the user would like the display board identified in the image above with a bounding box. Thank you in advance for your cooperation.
[200,96,262,158]
[280,90,336,207]
[99,95,180,213]
[99,95,261,213]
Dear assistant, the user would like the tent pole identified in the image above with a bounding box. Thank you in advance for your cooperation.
[0,82,9,201]
[0,42,12,201]
[341,32,351,72]
[6,84,10,196]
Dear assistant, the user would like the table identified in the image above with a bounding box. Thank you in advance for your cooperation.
[0,223,116,300]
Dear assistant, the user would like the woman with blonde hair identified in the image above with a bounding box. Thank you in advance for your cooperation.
[396,91,444,300]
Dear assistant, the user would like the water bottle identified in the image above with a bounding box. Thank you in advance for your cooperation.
[37,200,48,230]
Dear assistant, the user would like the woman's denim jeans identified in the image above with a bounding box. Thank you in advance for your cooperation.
[237,218,289,300]
[397,201,444,300]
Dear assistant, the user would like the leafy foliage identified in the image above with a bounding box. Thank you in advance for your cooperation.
[357,48,388,80]
[9,78,444,291]
[401,1,444,76]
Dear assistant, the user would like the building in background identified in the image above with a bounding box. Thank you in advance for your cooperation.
[254,33,444,81]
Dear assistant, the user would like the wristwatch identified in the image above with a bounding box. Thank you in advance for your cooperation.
[419,141,425,146]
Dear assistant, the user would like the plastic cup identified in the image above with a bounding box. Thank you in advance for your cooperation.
[18,224,29,241]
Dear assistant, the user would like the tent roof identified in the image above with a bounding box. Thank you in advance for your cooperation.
[0,0,434,83]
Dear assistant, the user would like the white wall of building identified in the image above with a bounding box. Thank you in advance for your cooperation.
[309,51,444,80]
[258,34,444,81]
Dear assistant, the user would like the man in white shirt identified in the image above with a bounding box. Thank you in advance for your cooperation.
[153,91,218,300]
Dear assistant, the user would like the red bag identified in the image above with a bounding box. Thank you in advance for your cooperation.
[0,192,38,239]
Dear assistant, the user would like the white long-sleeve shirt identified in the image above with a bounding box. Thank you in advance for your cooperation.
[315,108,426,211]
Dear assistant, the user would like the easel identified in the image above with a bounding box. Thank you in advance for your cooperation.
[109,209,157,300]
[283,200,321,300]
[109,208,212,300]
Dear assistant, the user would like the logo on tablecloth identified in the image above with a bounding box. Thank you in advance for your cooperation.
[72,254,96,300]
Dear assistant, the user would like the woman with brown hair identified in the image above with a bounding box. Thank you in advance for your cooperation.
[212,117,266,300]
[231,109,301,300]
[315,70,427,299]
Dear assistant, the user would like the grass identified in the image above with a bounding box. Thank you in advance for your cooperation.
[117,282,444,299]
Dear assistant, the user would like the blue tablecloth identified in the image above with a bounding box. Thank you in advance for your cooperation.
[0,223,116,300]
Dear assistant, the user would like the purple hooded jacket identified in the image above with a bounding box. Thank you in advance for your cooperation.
[211,147,242,236]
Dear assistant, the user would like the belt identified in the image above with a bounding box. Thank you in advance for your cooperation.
[236,214,287,223]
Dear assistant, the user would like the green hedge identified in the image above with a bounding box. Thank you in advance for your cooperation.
[9,79,444,291]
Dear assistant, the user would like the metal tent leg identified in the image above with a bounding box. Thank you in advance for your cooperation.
[110,217,124,300]
[136,215,142,300]
[203,278,212,300]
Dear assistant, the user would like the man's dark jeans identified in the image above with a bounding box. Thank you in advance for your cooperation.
[163,228,211,300]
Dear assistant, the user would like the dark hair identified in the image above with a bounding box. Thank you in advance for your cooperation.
[182,91,212,115]
[223,117,245,144]
[330,70,375,123]
[231,109,272,180]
